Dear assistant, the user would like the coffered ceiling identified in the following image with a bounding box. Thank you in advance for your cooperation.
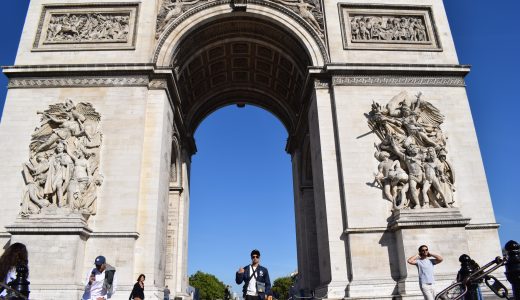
[172,16,313,133]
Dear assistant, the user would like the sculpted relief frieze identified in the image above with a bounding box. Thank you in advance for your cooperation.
[34,4,138,51]
[350,15,429,42]
[340,5,440,51]
[21,100,103,217]
[367,91,454,210]
[45,13,130,43]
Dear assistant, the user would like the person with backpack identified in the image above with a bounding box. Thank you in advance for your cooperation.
[82,255,117,300]
[235,249,271,300]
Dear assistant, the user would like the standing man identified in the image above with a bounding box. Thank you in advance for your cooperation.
[164,285,171,300]
[224,285,232,300]
[82,255,117,300]
[407,245,443,300]
[236,249,271,300]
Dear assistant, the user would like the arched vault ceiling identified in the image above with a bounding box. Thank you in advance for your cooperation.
[172,16,312,133]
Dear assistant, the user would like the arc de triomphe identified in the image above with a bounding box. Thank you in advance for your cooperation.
[0,0,501,299]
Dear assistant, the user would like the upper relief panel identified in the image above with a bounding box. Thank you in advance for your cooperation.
[33,3,138,51]
[14,1,157,66]
[325,0,459,65]
[340,5,440,51]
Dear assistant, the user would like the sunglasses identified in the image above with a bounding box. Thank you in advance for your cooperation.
[251,255,259,259]
[420,249,429,252]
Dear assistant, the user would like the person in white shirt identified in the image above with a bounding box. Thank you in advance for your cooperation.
[407,245,443,300]
[82,255,117,300]
[235,249,271,300]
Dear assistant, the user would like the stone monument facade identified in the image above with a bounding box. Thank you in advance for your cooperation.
[0,0,501,299]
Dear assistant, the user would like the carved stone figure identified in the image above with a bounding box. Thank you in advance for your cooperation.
[367,91,454,210]
[350,15,429,42]
[44,141,73,207]
[374,151,394,201]
[273,0,324,35]
[156,0,203,38]
[20,100,103,217]
[45,13,130,43]
[437,149,455,206]
[20,153,51,216]
[387,160,409,209]
[422,147,447,207]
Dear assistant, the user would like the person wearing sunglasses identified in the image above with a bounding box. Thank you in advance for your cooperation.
[236,249,271,300]
[407,245,443,300]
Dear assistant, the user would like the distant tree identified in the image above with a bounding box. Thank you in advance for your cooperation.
[189,271,226,300]
[271,276,293,300]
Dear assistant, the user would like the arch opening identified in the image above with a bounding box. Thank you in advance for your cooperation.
[162,9,325,297]
[170,14,315,135]
[188,105,296,293]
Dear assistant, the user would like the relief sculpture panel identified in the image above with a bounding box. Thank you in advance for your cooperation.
[34,4,139,51]
[367,91,454,210]
[20,100,103,217]
[340,5,440,51]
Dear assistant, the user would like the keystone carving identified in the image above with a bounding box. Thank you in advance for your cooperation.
[367,91,455,210]
[21,100,103,217]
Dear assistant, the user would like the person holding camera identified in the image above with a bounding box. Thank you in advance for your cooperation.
[235,249,271,300]
[82,255,117,300]
[407,245,443,300]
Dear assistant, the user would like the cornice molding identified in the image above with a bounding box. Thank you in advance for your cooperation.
[332,75,465,87]
[8,76,149,88]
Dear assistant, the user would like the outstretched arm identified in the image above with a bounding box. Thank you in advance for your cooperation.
[46,114,64,124]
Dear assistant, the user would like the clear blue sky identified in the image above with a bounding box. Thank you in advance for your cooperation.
[0,0,518,294]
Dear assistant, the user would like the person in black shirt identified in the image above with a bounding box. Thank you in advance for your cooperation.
[129,274,145,300]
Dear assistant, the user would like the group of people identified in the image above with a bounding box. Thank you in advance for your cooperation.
[82,256,170,300]
[234,247,446,300]
[0,244,452,300]
[0,242,172,300]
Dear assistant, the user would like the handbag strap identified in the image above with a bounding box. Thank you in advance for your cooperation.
[250,265,258,280]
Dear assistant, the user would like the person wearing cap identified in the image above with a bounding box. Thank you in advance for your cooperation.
[236,249,271,300]
[82,255,117,300]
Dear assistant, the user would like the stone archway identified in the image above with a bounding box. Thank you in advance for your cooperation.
[154,4,334,296]
[0,1,502,299]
